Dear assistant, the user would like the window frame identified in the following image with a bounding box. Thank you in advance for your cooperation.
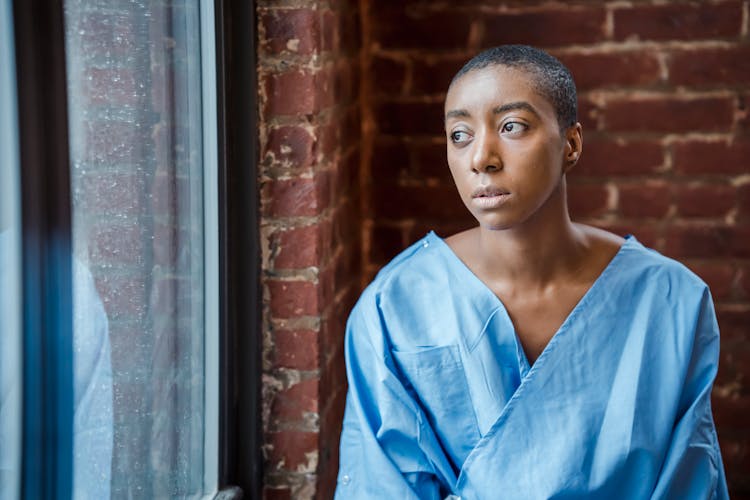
[9,0,261,497]
[214,1,262,497]
[12,0,75,497]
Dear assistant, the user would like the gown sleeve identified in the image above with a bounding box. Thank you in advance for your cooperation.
[650,287,729,500]
[72,260,113,499]
[334,293,448,499]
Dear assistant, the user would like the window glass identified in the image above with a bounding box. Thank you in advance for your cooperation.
[0,0,23,497]
[63,0,207,497]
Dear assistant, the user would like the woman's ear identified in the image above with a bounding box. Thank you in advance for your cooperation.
[563,122,583,174]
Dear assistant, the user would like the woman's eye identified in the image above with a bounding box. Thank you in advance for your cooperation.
[450,130,470,143]
[501,122,527,134]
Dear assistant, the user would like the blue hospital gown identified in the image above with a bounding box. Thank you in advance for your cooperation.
[0,230,113,500]
[336,232,728,499]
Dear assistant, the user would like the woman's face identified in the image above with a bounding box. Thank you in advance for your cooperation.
[444,64,580,231]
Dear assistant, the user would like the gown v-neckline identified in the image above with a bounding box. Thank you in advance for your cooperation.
[426,230,633,375]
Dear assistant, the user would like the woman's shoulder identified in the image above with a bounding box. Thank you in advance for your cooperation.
[580,225,711,302]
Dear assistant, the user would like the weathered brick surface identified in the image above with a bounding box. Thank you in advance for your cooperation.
[359,0,750,495]
[258,2,361,498]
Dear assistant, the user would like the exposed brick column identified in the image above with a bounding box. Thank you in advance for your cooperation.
[362,0,750,494]
[257,1,361,498]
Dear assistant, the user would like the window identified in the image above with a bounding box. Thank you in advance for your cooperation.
[64,1,215,496]
[1,0,261,497]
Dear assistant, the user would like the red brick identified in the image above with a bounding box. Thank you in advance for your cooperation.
[370,56,406,96]
[339,105,361,151]
[83,120,141,164]
[739,92,750,133]
[673,140,750,175]
[573,139,664,177]
[321,10,337,52]
[271,378,319,422]
[618,182,671,218]
[78,173,145,215]
[675,184,735,218]
[372,183,465,220]
[273,224,321,269]
[614,2,742,41]
[94,274,147,320]
[317,385,346,498]
[373,9,471,50]
[557,51,661,90]
[369,223,404,264]
[411,57,466,96]
[374,100,444,136]
[665,225,732,259]
[84,67,139,106]
[738,184,750,217]
[151,223,190,267]
[265,431,319,471]
[568,183,610,218]
[317,264,337,311]
[413,141,453,183]
[274,329,319,370]
[319,338,346,403]
[577,97,601,131]
[730,226,750,258]
[716,437,750,494]
[333,197,362,248]
[88,222,145,265]
[590,222,657,247]
[669,47,750,86]
[263,68,334,116]
[716,306,750,342]
[317,121,340,162]
[604,97,734,133]
[333,148,360,199]
[685,262,735,301]
[338,9,361,53]
[371,139,410,183]
[483,8,607,47]
[334,59,359,104]
[333,234,361,288]
[151,276,192,318]
[111,381,147,414]
[262,173,331,217]
[268,280,320,318]
[108,323,150,374]
[260,9,320,55]
[714,353,734,390]
[151,172,190,214]
[713,394,750,429]
[263,487,291,500]
[408,219,476,244]
[77,12,137,57]
[264,126,315,169]
[739,265,750,299]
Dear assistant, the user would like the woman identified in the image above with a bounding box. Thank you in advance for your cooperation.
[335,45,728,499]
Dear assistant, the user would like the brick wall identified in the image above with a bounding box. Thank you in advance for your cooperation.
[257,0,362,498]
[357,0,749,495]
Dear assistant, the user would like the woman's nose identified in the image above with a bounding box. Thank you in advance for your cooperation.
[471,131,502,174]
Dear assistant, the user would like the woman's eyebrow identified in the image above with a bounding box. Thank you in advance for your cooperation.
[445,109,471,120]
[493,101,540,118]
[445,101,541,122]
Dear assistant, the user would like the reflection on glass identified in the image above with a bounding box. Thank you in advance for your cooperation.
[0,0,22,498]
[64,0,206,497]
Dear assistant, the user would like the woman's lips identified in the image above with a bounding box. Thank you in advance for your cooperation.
[471,187,511,209]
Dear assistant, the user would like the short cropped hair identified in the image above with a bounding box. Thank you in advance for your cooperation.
[450,45,578,130]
